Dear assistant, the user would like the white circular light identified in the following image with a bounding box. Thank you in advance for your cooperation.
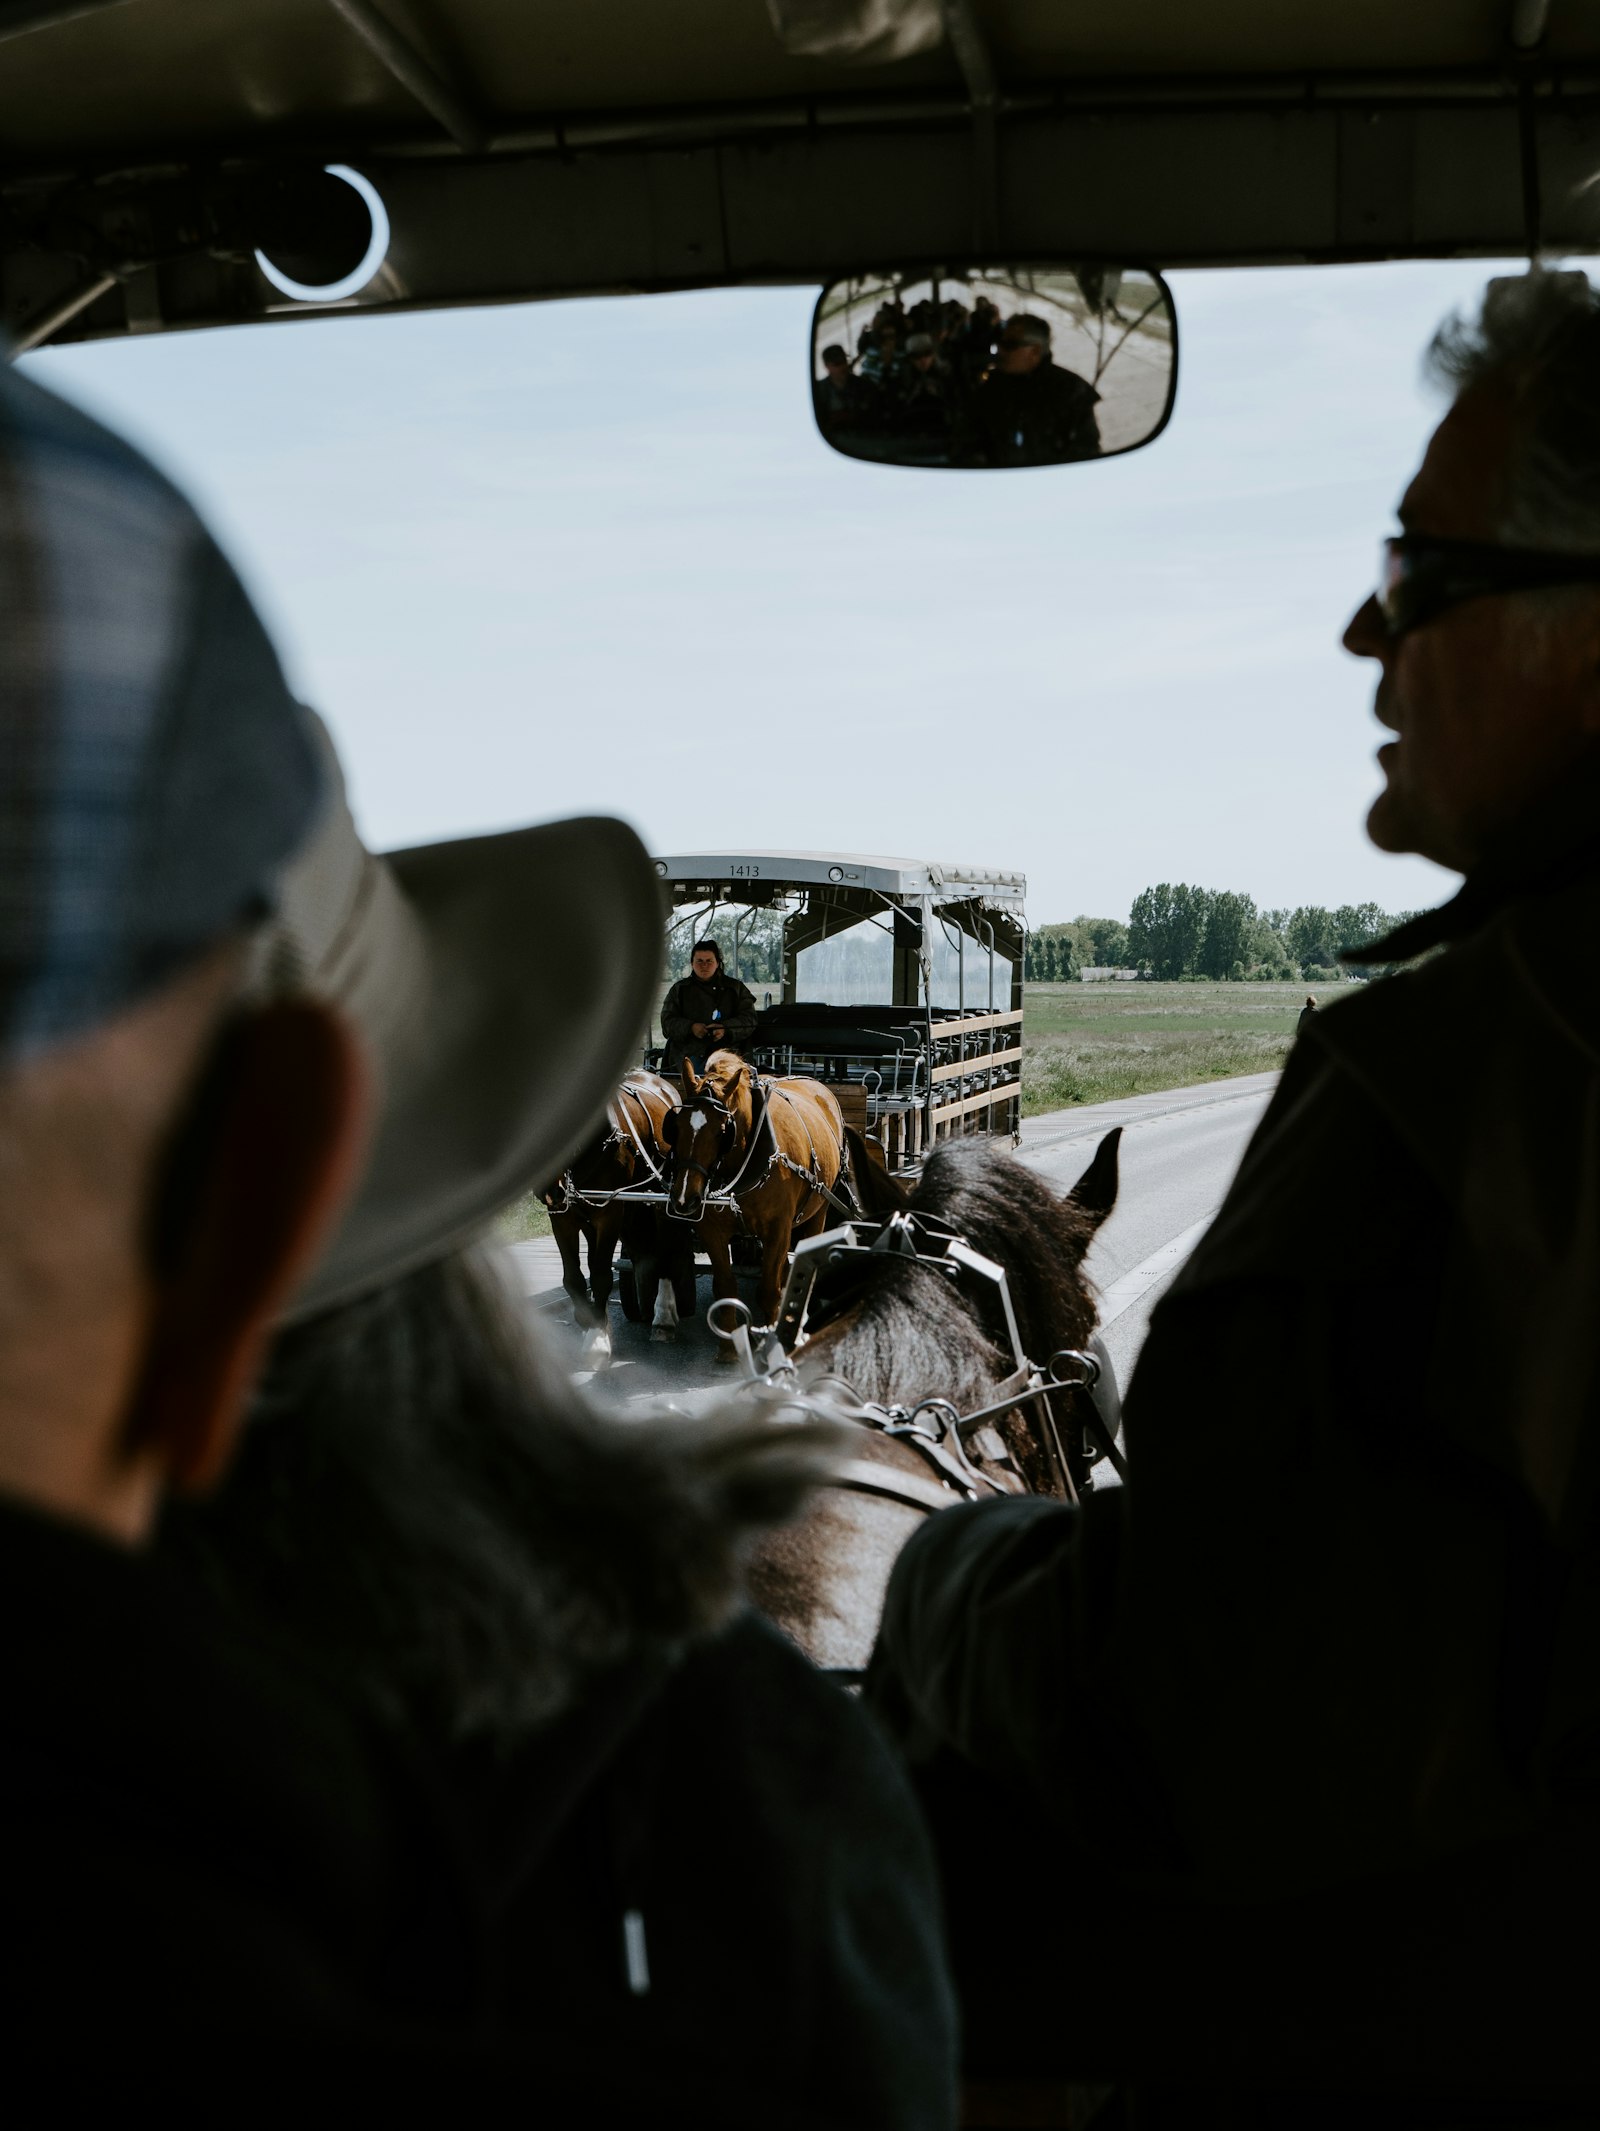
[828,866,844,882]
[655,860,669,877]
[254,165,390,304]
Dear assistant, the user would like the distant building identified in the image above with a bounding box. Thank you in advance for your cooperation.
[1079,966,1141,982]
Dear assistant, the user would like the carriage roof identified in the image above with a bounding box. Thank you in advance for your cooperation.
[654,852,1027,912]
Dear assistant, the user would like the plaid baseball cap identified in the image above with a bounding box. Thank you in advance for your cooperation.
[0,361,321,1064]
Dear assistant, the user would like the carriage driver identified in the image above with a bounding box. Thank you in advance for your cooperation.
[659,938,758,1072]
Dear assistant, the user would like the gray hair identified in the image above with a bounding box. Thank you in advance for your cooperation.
[1005,313,1052,349]
[159,1248,840,1743]
[1426,269,1600,553]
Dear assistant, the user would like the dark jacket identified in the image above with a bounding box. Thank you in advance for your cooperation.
[0,1496,487,2112]
[866,778,1600,2090]
[957,357,1101,466]
[468,1613,956,2130]
[660,970,758,1072]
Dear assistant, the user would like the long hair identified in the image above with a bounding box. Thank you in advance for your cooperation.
[160,1249,839,1744]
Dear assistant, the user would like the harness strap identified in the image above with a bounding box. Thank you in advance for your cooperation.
[831,1457,965,1517]
[612,1079,667,1184]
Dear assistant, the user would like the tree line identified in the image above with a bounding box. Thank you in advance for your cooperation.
[1026,890,1424,983]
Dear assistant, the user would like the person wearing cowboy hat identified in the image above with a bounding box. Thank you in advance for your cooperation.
[161,727,958,2128]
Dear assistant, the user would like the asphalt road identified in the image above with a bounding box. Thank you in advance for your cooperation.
[1016,1070,1277,1392]
[506,1069,1277,1413]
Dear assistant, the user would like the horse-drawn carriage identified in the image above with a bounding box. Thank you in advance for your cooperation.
[652,850,1027,1172]
[544,849,1030,1345]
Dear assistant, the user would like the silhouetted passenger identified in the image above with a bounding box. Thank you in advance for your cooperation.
[0,359,483,2107]
[162,769,958,2129]
[955,313,1102,466]
[813,342,872,440]
[867,269,1600,2107]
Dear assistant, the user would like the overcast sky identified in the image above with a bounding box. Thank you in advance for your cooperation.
[29,255,1523,926]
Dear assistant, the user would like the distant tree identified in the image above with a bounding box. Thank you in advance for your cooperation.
[1331,901,1390,959]
[1129,883,1208,979]
[1081,915,1129,967]
[1197,889,1256,979]
[1287,905,1341,975]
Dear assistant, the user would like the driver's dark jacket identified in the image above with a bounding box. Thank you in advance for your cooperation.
[659,971,757,1072]
[868,772,1600,1907]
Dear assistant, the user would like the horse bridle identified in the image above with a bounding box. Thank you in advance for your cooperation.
[709,1205,1127,1510]
[669,1071,785,1217]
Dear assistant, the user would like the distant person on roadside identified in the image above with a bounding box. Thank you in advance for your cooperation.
[160,739,957,2131]
[1297,992,1318,1032]
[866,268,1600,2107]
[955,313,1102,466]
[660,939,757,1072]
[0,359,483,2103]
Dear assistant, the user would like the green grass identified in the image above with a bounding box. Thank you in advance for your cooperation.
[495,1191,554,1244]
[1019,978,1333,1114]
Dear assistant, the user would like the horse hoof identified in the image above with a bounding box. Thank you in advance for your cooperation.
[580,1329,613,1366]
[650,1326,678,1345]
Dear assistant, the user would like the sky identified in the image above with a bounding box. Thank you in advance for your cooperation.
[26,255,1526,927]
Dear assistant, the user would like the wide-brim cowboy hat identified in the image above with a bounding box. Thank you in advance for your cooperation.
[253,713,662,1319]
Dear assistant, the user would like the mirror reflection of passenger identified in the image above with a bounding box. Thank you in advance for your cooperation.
[859,326,902,392]
[960,313,1103,467]
[813,343,871,439]
[660,938,757,1072]
[895,332,954,442]
[952,295,1003,381]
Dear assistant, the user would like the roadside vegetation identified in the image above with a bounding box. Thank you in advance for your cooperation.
[1020,978,1314,1114]
[1028,890,1423,983]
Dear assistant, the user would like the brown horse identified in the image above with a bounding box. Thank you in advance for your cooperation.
[747,1130,1121,1672]
[667,1049,849,1331]
[541,1072,689,1362]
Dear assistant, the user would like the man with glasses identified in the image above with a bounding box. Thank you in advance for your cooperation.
[958,311,1102,465]
[866,270,1600,2107]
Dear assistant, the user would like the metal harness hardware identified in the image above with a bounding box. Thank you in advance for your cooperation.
[707,1209,1126,1514]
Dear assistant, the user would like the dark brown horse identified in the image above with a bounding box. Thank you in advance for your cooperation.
[541,1071,689,1363]
[748,1130,1121,1671]
[667,1049,849,1332]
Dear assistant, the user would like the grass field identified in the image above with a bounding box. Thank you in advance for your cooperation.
[1019,978,1322,1113]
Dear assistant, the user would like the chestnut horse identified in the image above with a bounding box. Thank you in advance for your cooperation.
[747,1131,1121,1672]
[667,1049,849,1330]
[541,1072,689,1361]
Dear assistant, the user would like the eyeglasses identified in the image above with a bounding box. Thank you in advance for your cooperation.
[1378,533,1600,639]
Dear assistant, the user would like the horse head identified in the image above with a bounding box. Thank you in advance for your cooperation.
[669,1050,752,1221]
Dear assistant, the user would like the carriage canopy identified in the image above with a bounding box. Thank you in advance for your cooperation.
[654,849,1026,1168]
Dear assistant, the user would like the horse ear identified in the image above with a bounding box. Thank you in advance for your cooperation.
[1065,1126,1120,1229]
[681,1059,701,1097]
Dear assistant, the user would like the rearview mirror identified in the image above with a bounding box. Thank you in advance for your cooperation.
[811,263,1177,470]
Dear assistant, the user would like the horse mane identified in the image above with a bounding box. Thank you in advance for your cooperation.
[802,1139,1101,1409]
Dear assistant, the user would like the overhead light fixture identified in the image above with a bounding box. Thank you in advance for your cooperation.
[255,165,390,304]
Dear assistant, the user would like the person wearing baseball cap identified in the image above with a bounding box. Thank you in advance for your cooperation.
[0,358,665,2103]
